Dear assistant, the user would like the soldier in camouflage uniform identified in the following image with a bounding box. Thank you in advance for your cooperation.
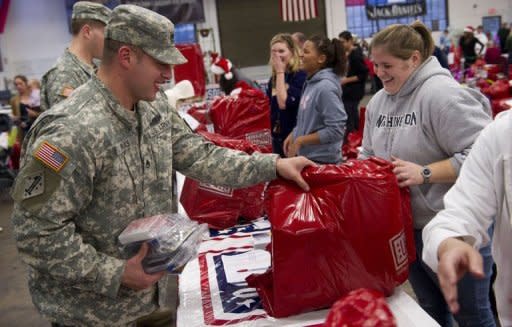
[40,1,111,111]
[11,5,313,327]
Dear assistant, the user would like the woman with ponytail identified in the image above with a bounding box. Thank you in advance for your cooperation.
[360,21,494,326]
[284,35,347,164]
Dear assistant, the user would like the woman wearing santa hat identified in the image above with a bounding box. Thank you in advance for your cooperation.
[459,26,485,69]
[267,33,307,156]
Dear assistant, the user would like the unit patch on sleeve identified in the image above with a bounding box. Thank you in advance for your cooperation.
[34,141,69,173]
[23,171,45,200]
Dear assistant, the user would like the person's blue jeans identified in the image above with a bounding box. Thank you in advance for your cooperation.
[410,229,496,327]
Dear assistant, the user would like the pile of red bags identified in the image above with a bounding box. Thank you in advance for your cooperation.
[481,79,512,117]
[209,87,272,153]
[324,289,396,327]
[180,131,266,229]
[247,158,414,317]
[187,102,210,125]
[342,107,366,159]
[481,79,510,99]
[484,64,501,81]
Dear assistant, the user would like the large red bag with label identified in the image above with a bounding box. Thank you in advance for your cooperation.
[246,158,415,317]
[180,131,266,229]
[209,87,272,153]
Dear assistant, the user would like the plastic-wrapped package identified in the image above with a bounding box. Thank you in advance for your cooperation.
[324,288,396,327]
[118,214,175,245]
[143,224,208,273]
[180,131,266,229]
[246,158,415,318]
[209,87,272,153]
[118,213,207,273]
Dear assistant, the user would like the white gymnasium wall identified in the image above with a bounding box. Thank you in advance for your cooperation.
[1,0,511,89]
[448,0,512,30]
[0,0,71,89]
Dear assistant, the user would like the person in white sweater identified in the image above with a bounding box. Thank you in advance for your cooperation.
[423,110,512,327]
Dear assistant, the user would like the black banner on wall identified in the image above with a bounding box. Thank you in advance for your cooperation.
[365,0,426,20]
[120,0,205,24]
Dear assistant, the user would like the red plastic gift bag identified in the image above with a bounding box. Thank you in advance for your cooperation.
[187,103,210,125]
[173,43,206,97]
[324,288,396,327]
[481,79,510,100]
[209,88,272,153]
[491,97,512,118]
[247,158,415,317]
[180,131,266,229]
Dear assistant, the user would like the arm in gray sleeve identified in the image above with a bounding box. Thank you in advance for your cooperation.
[358,104,374,160]
[316,87,347,144]
[171,110,278,188]
[432,88,491,173]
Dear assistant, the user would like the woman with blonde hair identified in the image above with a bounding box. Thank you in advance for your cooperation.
[9,75,40,142]
[267,33,307,156]
[360,21,494,326]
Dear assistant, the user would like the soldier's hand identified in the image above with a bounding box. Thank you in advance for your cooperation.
[276,156,316,191]
[437,237,484,314]
[121,242,165,291]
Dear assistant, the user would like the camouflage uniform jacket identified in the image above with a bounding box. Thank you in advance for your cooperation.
[40,49,95,111]
[11,75,278,326]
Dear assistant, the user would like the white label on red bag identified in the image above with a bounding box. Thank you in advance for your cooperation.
[245,130,271,147]
[198,182,234,197]
[389,230,408,272]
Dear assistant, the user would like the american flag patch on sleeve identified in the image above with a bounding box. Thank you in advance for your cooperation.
[34,141,69,172]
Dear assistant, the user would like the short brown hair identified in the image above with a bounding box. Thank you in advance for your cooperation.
[102,38,144,65]
[71,18,105,36]
[369,20,434,63]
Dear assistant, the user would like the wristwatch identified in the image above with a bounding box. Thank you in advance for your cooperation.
[421,166,432,184]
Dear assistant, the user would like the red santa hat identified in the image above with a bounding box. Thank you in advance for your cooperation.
[464,26,474,33]
[210,53,233,80]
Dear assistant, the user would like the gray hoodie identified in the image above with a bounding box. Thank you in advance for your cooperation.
[360,56,491,228]
[293,68,347,163]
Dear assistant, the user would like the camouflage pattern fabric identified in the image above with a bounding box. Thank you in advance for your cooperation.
[105,4,187,65]
[11,75,278,326]
[72,1,111,25]
[40,49,95,111]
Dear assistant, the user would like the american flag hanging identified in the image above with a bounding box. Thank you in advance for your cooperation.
[280,0,318,22]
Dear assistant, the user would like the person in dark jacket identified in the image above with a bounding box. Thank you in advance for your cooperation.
[433,45,449,69]
[267,33,307,156]
[339,31,368,133]
[459,26,484,69]
[497,22,510,53]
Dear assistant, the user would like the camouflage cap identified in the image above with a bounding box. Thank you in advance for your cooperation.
[105,4,187,65]
[72,1,112,25]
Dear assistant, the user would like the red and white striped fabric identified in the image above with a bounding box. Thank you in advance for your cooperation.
[280,0,318,22]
